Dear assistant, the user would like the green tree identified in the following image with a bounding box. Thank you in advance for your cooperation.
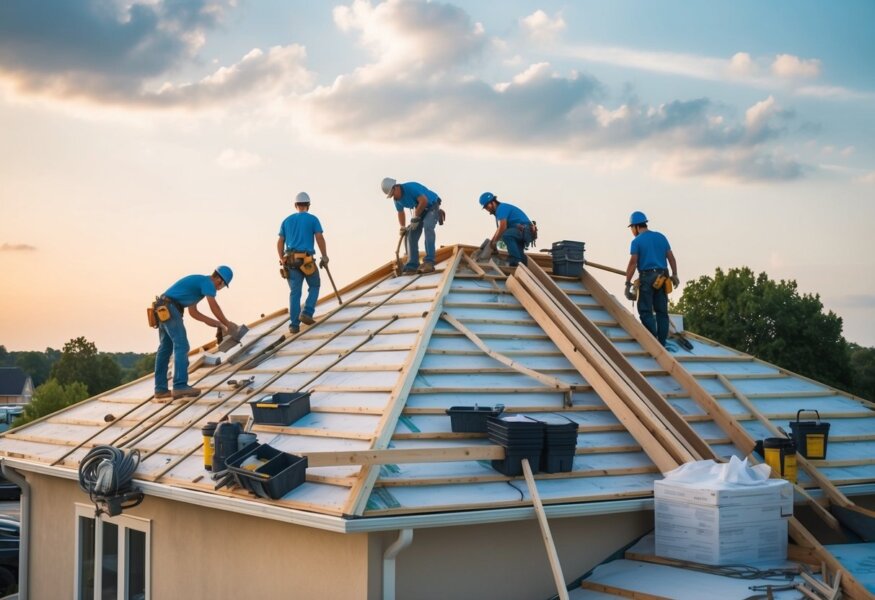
[673,267,853,390]
[848,343,875,401]
[13,378,89,427]
[14,349,56,387]
[50,337,121,395]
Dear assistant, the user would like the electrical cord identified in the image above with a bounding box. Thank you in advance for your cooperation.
[78,445,144,516]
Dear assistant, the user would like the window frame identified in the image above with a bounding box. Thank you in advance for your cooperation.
[74,504,151,600]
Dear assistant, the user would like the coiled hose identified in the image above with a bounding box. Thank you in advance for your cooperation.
[78,445,141,497]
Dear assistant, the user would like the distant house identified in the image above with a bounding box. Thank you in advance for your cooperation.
[1,245,874,599]
[0,367,33,405]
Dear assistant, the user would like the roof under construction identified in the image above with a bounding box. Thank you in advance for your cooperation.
[2,244,874,520]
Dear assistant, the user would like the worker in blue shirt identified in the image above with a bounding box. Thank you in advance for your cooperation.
[277,192,329,334]
[381,177,441,274]
[153,266,237,401]
[478,192,536,267]
[624,211,679,347]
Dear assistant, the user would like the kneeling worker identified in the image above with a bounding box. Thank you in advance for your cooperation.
[478,192,536,267]
[278,192,329,334]
[153,266,237,401]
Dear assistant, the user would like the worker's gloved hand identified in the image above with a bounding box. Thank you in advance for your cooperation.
[408,216,422,231]
[624,282,636,301]
[670,275,680,288]
[399,226,407,236]
[227,322,240,339]
[319,256,329,268]
[215,327,224,344]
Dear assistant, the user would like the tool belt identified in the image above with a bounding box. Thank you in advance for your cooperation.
[517,221,538,247]
[283,251,316,276]
[653,273,674,293]
[147,296,183,328]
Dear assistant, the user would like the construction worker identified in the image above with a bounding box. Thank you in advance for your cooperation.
[478,192,536,267]
[277,192,329,334]
[381,177,441,274]
[153,266,237,402]
[624,211,680,347]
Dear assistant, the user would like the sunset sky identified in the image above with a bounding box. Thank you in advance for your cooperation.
[1,0,873,353]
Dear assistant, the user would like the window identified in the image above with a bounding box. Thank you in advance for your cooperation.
[75,505,150,600]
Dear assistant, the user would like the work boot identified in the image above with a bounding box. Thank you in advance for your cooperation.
[172,386,201,399]
[153,390,172,403]
[300,313,315,325]
[289,324,300,334]
[401,266,418,275]
[417,262,435,274]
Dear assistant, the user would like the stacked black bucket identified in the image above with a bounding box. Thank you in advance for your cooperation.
[487,414,578,476]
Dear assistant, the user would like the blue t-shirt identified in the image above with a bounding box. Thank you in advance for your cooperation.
[278,212,323,255]
[164,274,217,307]
[393,182,439,212]
[494,202,531,227]
[630,230,671,271]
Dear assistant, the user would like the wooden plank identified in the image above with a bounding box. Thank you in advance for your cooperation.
[303,445,505,467]
[515,266,700,464]
[377,465,660,487]
[581,269,756,456]
[522,458,570,600]
[440,311,574,392]
[345,248,464,516]
[506,275,679,473]
[580,581,671,600]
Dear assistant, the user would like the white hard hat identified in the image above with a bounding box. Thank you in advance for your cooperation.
[295,192,311,204]
[381,177,396,198]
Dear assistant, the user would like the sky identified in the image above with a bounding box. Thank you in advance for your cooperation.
[1,0,874,353]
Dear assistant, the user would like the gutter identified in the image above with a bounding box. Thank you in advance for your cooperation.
[1,459,29,600]
[6,458,875,535]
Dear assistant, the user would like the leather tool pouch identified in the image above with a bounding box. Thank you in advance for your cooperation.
[155,304,171,322]
[653,274,669,291]
[286,252,316,275]
[147,305,158,328]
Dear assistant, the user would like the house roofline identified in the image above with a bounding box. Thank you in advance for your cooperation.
[8,457,875,534]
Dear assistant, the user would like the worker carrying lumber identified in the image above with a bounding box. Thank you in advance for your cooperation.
[624,211,679,347]
[478,192,537,267]
[152,266,237,402]
[277,191,329,334]
[381,177,443,275]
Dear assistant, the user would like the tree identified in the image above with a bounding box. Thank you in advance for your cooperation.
[14,349,56,387]
[673,267,853,390]
[50,337,121,396]
[13,378,89,427]
[849,344,875,402]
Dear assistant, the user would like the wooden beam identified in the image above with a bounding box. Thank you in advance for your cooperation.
[441,311,574,393]
[300,445,505,467]
[506,274,679,473]
[345,248,464,516]
[522,458,570,600]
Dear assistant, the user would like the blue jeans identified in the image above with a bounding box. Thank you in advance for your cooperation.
[287,266,321,327]
[501,227,528,267]
[154,304,190,391]
[637,270,669,345]
[405,204,439,269]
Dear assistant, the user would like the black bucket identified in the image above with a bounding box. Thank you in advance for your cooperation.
[789,409,830,459]
[213,421,242,472]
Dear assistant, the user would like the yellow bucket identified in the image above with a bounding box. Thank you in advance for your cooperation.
[763,437,797,483]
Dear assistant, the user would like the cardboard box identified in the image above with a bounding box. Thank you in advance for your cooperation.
[653,477,792,565]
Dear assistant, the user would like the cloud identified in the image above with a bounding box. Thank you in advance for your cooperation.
[332,0,486,78]
[771,54,821,79]
[520,10,566,42]
[652,148,803,183]
[1,243,37,252]
[216,148,263,170]
[857,171,875,184]
[0,1,312,108]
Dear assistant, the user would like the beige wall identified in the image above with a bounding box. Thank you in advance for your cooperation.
[25,471,654,600]
[25,473,375,599]
[391,509,654,600]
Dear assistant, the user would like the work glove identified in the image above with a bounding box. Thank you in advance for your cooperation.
[624,282,636,301]
[215,327,224,344]
[399,227,407,236]
[319,256,329,268]
[227,322,240,339]
[407,216,422,232]
[670,274,680,288]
